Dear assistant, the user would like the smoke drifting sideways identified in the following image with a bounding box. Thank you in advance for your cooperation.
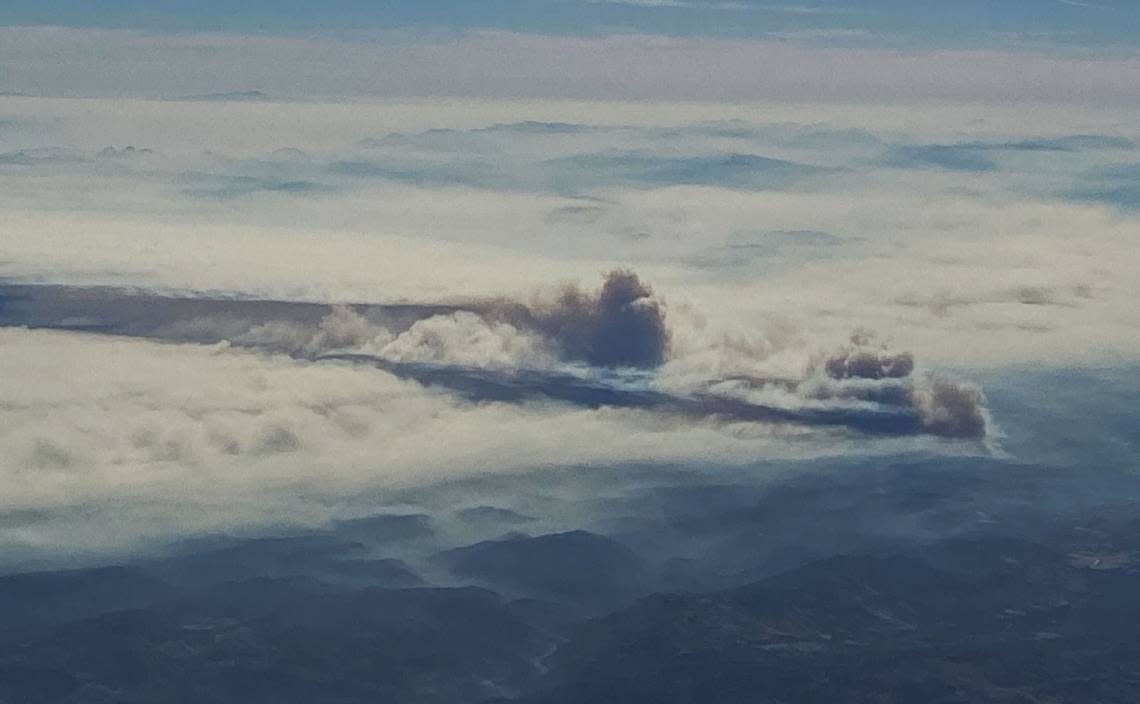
[0,273,989,440]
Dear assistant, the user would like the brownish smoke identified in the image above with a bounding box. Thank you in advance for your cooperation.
[524,270,670,368]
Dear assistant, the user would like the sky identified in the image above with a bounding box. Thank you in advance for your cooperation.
[0,0,1138,49]
[3,1,1140,102]
[1,2,1139,564]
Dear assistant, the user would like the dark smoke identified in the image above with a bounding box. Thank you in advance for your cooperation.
[824,347,915,381]
[527,270,670,368]
[0,283,456,350]
[914,381,989,439]
[0,274,672,369]
[318,353,927,437]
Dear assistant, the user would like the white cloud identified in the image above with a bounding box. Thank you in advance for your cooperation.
[376,312,559,369]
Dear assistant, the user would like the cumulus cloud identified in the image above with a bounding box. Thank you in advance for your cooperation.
[226,304,395,357]
[375,312,556,369]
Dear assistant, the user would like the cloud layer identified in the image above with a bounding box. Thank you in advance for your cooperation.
[0,95,1137,566]
[2,97,1137,371]
[2,325,978,562]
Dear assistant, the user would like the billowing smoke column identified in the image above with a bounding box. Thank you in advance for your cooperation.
[528,270,670,368]
[913,381,988,439]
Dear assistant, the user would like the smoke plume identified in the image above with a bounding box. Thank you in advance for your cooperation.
[0,277,990,439]
[523,270,670,368]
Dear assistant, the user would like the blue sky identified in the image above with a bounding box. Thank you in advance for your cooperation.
[1,0,1137,50]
